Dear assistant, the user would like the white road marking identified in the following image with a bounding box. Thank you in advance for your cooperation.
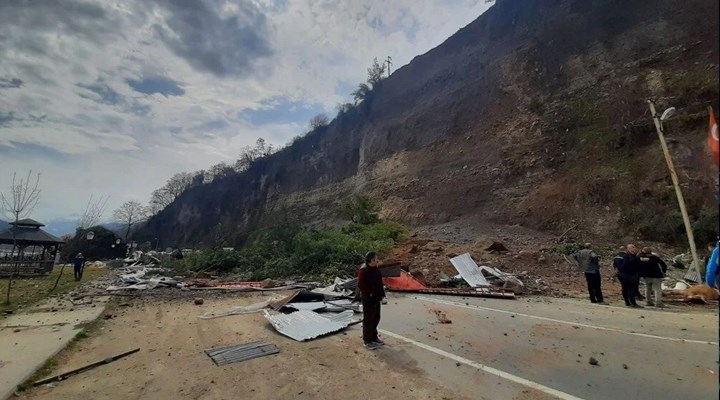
[379,328,585,400]
[413,296,717,346]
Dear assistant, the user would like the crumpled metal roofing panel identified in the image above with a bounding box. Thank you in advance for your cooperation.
[284,302,327,311]
[325,310,361,325]
[450,253,490,287]
[264,310,353,342]
[204,341,279,365]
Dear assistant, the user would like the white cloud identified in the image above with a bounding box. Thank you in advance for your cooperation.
[0,0,492,221]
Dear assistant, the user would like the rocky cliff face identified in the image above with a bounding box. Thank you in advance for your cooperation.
[140,0,719,248]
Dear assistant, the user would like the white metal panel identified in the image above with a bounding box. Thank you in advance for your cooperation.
[450,253,489,287]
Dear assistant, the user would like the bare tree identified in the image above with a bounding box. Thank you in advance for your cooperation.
[149,172,194,214]
[113,201,148,243]
[77,194,109,230]
[0,171,41,304]
[163,172,193,201]
[309,113,330,131]
[336,102,354,115]
[234,137,275,173]
[206,162,235,182]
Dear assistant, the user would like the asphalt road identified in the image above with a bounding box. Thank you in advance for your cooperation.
[377,294,718,400]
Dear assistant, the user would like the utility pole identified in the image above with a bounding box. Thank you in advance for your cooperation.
[386,56,392,77]
[647,100,702,281]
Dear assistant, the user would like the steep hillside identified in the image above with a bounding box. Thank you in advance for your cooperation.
[139,0,719,248]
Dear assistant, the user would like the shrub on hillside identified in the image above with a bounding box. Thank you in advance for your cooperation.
[164,222,407,279]
[338,195,380,224]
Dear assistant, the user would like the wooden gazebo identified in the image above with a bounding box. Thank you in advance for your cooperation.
[0,219,63,276]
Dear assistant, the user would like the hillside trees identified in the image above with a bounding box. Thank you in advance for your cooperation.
[352,57,386,103]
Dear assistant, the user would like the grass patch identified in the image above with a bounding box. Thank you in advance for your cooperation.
[17,357,60,392]
[663,69,718,101]
[17,299,112,392]
[0,266,108,315]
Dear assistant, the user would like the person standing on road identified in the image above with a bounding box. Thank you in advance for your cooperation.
[701,242,716,281]
[73,252,86,281]
[358,251,385,350]
[573,243,605,304]
[705,241,719,288]
[618,244,642,307]
[638,247,667,308]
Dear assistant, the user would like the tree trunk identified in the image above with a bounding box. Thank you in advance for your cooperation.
[124,222,131,244]
[5,216,18,305]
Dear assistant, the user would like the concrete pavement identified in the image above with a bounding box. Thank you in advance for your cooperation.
[377,293,717,400]
[0,297,108,400]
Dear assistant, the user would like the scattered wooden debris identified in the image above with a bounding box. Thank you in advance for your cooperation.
[32,348,140,386]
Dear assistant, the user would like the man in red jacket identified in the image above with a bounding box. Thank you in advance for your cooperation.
[358,251,385,349]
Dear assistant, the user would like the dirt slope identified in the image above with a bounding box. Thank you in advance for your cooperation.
[139,0,719,248]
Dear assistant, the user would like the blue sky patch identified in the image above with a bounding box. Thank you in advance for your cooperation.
[127,77,185,97]
[241,97,327,126]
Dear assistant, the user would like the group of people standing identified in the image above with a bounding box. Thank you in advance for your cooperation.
[575,243,667,308]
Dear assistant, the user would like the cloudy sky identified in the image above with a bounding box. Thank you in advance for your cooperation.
[0,0,492,231]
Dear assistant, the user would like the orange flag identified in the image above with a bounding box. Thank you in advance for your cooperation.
[709,107,719,166]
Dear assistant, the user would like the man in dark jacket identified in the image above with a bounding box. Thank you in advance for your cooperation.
[618,244,642,307]
[358,251,385,349]
[574,243,605,304]
[73,252,86,281]
[638,247,667,308]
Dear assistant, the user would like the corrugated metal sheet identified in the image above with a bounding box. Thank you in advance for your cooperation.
[338,278,358,291]
[264,310,352,342]
[205,341,279,365]
[326,310,361,325]
[450,253,489,287]
[285,302,327,311]
[324,299,361,313]
[683,267,702,283]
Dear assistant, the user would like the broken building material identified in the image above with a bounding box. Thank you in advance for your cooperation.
[450,253,490,287]
[33,348,140,386]
[414,287,515,299]
[384,269,514,299]
[450,253,524,294]
[263,310,356,342]
[383,271,427,291]
[204,341,279,366]
[284,302,327,312]
[198,297,284,319]
[269,290,326,311]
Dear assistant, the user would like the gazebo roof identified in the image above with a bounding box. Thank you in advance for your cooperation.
[10,218,45,227]
[0,223,62,246]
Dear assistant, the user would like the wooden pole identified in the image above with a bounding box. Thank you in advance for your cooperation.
[32,348,140,386]
[648,100,702,281]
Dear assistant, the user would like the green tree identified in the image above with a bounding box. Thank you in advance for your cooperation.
[366,57,386,88]
[339,195,380,224]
